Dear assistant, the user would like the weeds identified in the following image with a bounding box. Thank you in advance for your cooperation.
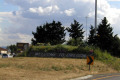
[66,64,74,70]
[94,48,120,71]
[0,64,10,68]
[51,66,62,71]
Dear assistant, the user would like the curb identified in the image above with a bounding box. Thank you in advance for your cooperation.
[69,75,93,80]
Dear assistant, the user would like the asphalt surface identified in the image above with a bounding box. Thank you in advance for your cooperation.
[86,73,120,80]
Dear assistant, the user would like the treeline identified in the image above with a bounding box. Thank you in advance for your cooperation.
[31,17,120,57]
[32,20,84,45]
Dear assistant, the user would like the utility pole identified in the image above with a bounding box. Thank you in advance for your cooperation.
[86,16,88,42]
[95,0,97,34]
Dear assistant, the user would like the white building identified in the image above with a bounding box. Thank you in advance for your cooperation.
[0,47,8,54]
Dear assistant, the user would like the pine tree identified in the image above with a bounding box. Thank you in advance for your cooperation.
[96,17,114,51]
[67,20,84,40]
[111,35,120,56]
[88,25,96,45]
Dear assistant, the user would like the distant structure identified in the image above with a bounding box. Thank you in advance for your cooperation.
[0,47,8,54]
[17,43,29,53]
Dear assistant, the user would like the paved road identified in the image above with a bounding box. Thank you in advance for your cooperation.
[86,73,120,80]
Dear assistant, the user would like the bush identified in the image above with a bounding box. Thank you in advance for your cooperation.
[36,43,51,46]
[94,48,114,61]
[16,53,25,57]
[52,45,68,53]
[66,38,83,46]
[93,48,120,71]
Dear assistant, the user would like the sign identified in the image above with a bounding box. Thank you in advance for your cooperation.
[87,56,94,65]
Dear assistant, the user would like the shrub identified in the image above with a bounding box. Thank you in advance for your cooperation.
[66,38,83,46]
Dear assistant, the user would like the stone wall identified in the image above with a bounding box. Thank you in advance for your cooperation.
[28,52,92,58]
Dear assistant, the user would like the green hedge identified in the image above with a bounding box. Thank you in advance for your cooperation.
[28,45,93,53]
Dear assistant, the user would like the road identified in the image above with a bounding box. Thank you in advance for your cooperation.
[86,73,120,80]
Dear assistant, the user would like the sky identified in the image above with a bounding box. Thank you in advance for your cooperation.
[0,0,120,46]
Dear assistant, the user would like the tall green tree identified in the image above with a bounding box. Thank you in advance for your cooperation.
[88,25,96,45]
[111,35,120,56]
[88,17,120,57]
[67,20,84,41]
[96,17,114,51]
[32,25,47,45]
[7,45,17,53]
[46,21,66,45]
[32,21,66,45]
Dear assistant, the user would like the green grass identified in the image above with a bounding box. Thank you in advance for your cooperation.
[30,45,78,53]
[94,48,120,71]
[25,45,92,56]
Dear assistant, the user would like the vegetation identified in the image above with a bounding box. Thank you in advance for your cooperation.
[31,20,66,45]
[94,48,120,71]
[18,43,120,71]
[88,25,96,45]
[66,20,84,40]
[66,20,84,46]
[88,17,120,57]
[0,57,117,80]
[31,17,120,58]
[66,38,85,46]
[7,44,17,53]
[31,17,120,57]
[24,45,93,54]
[5,16,120,79]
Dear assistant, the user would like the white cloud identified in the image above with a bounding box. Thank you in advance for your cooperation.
[108,0,120,1]
[29,8,37,13]
[1,0,120,46]
[0,32,32,46]
[17,33,32,43]
[64,8,75,16]
[74,0,94,3]
[0,28,1,32]
[29,5,59,15]
[0,18,3,22]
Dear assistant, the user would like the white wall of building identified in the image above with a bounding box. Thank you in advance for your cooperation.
[1,51,7,54]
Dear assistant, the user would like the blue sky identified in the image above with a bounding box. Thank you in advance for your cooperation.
[108,1,120,8]
[0,0,18,12]
[0,0,120,46]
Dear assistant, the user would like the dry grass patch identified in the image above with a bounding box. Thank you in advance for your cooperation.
[0,57,117,80]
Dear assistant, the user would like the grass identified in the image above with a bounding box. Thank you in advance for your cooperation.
[0,57,117,80]
[94,48,120,71]
[27,45,81,53]
[22,45,92,57]
[13,45,120,79]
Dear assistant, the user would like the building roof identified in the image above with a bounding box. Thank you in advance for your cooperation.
[17,42,29,44]
[0,47,8,51]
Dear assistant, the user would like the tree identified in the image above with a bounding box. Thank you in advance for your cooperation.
[67,20,84,45]
[88,17,120,57]
[95,17,114,51]
[32,25,47,45]
[88,25,96,45]
[111,35,120,56]
[31,21,66,45]
[7,45,17,53]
